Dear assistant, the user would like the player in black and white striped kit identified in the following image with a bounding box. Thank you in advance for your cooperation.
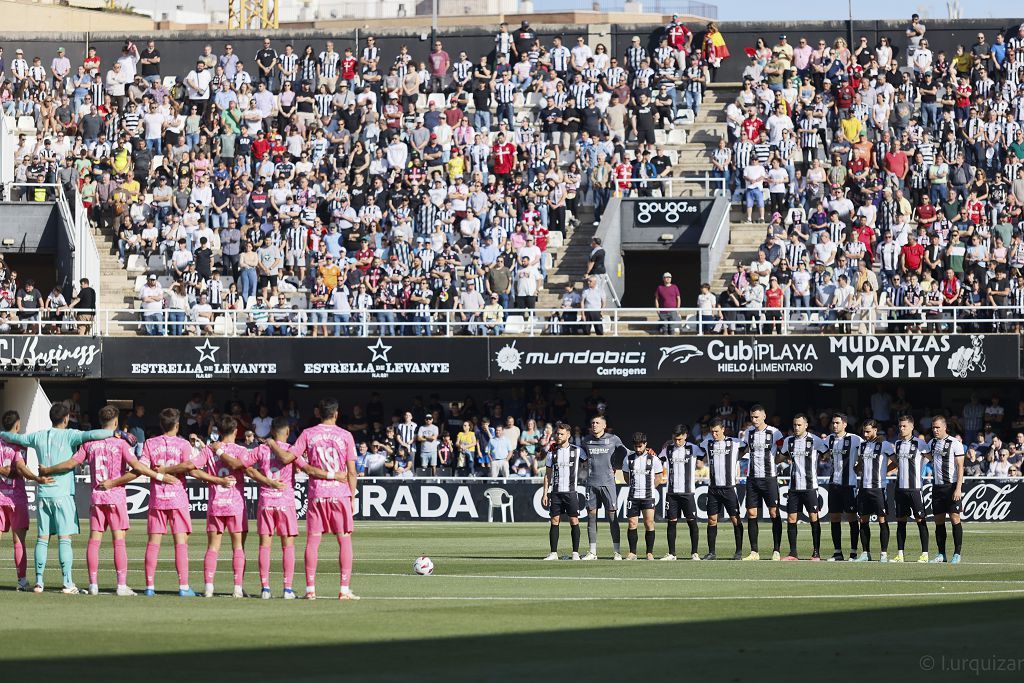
[698,418,745,561]
[740,406,784,561]
[780,414,828,560]
[623,433,664,560]
[658,425,704,561]
[854,419,894,562]
[825,413,863,561]
[927,416,966,564]
[541,423,585,561]
[891,415,931,563]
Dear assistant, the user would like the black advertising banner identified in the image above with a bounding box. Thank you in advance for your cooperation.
[0,335,101,377]
[487,333,1019,381]
[59,478,1024,523]
[630,198,709,228]
[232,336,491,382]
[89,333,1022,382]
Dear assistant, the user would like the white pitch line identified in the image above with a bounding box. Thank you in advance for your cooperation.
[363,588,1024,601]
[356,572,1021,585]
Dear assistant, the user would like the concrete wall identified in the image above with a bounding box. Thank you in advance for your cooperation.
[0,377,53,468]
[0,1,152,33]
[0,202,60,253]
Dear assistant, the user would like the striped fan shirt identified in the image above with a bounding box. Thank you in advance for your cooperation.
[494,80,516,104]
[396,421,418,450]
[893,437,930,490]
[319,51,340,78]
[551,46,571,73]
[279,53,299,80]
[858,439,894,489]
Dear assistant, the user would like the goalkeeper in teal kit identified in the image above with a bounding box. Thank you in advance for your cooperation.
[0,402,135,593]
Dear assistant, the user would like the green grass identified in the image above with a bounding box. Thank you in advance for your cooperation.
[1,521,1023,682]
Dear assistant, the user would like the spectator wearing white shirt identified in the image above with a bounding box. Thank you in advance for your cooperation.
[580,276,606,335]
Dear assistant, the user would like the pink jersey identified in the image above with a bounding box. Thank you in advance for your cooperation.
[72,437,134,506]
[139,434,195,511]
[0,440,28,506]
[254,441,306,510]
[192,442,257,518]
[290,424,355,501]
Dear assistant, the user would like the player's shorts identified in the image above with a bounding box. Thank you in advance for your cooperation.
[0,501,29,532]
[547,492,579,518]
[207,511,248,534]
[745,477,780,510]
[90,502,130,532]
[306,498,354,535]
[858,488,888,517]
[625,498,656,518]
[827,484,858,515]
[706,485,740,518]
[37,496,79,536]
[585,483,618,515]
[257,506,299,537]
[665,492,697,522]
[147,507,193,535]
[894,488,925,519]
[931,484,961,515]
[786,488,820,515]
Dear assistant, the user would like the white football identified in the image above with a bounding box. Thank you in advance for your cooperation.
[413,556,434,575]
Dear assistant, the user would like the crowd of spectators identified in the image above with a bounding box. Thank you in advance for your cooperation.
[0,255,96,335]
[0,17,733,336]
[690,17,1024,334]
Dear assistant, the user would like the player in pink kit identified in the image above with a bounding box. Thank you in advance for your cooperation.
[193,415,282,598]
[249,416,304,599]
[0,411,53,591]
[136,408,220,597]
[266,398,359,601]
[40,406,140,596]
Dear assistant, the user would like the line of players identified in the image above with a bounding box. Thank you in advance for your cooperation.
[542,409,966,564]
[0,399,359,599]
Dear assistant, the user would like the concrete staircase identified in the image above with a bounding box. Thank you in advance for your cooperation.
[92,225,142,334]
[537,203,596,311]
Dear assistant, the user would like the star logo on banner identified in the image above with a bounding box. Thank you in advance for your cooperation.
[367,338,393,363]
[195,339,220,363]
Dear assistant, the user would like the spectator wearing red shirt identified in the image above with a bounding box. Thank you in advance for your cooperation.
[741,112,764,142]
[914,195,937,230]
[900,233,925,276]
[883,141,909,189]
[764,276,785,333]
[491,134,516,178]
[655,272,681,334]
[428,40,451,93]
[855,220,876,264]
[341,48,358,88]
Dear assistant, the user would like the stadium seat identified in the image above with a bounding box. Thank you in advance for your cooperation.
[162,76,177,88]
[484,488,514,521]
[16,116,35,132]
[557,151,575,166]
[654,129,667,145]
[675,109,695,125]
[667,129,687,145]
[2,115,15,131]
[415,94,427,109]
[126,255,148,273]
[525,92,542,108]
[546,231,564,248]
[503,315,526,335]
[426,93,445,109]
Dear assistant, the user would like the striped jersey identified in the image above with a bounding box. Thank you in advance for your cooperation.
[700,437,744,487]
[827,433,863,487]
[319,51,340,78]
[781,434,828,490]
[545,443,585,494]
[858,439,894,489]
[396,421,418,451]
[928,436,966,486]
[659,442,705,494]
[623,450,664,500]
[892,437,930,489]
[740,426,784,479]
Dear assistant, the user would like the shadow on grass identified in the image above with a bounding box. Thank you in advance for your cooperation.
[9,598,1024,682]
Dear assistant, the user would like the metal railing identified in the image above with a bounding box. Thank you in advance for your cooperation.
[613,173,726,198]
[6,304,1024,337]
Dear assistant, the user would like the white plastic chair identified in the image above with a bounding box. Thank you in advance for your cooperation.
[484,487,514,523]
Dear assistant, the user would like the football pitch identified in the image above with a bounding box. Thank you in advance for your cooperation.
[1,521,1023,682]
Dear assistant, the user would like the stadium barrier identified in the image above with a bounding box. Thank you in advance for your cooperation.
[0,332,1017,381]
[28,477,1023,523]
